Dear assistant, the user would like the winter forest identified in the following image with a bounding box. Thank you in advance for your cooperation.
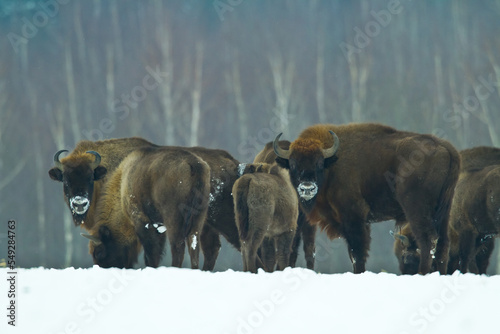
[0,0,499,273]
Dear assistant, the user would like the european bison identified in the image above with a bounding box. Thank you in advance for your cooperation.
[233,163,298,273]
[49,138,242,270]
[48,137,156,229]
[391,223,423,275]
[83,146,211,268]
[274,123,460,274]
[253,140,316,269]
[448,146,500,274]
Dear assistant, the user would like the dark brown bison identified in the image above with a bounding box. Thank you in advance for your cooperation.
[50,138,242,270]
[447,146,500,274]
[253,140,316,270]
[274,123,460,274]
[391,223,423,275]
[183,147,242,270]
[233,163,298,273]
[48,137,156,229]
[82,146,211,268]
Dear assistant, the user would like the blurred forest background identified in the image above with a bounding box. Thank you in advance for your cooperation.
[0,0,499,274]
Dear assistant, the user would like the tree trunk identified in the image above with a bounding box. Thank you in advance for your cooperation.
[190,41,204,147]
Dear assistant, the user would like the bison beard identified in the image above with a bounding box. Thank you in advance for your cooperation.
[274,123,460,275]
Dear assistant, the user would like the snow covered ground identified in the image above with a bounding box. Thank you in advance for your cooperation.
[1,267,499,334]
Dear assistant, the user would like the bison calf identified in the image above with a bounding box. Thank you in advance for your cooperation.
[448,146,500,274]
[83,146,211,269]
[233,163,298,273]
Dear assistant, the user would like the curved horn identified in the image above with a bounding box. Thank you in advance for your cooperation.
[86,151,102,170]
[322,130,340,159]
[390,230,410,248]
[54,150,69,170]
[81,233,102,246]
[273,133,291,159]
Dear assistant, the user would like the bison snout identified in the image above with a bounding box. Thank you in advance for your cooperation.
[70,196,90,215]
[297,182,318,200]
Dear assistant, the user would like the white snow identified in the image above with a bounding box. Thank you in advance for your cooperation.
[1,268,498,334]
[238,163,247,176]
[191,235,198,250]
[157,226,167,234]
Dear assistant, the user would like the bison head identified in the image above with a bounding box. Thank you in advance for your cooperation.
[391,230,420,275]
[82,226,140,269]
[273,131,339,212]
[48,150,107,226]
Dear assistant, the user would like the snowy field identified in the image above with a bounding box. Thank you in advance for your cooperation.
[1,267,499,334]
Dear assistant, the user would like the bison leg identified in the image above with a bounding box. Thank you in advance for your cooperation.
[343,219,371,274]
[200,224,221,271]
[476,238,495,274]
[458,228,476,273]
[433,227,450,275]
[186,231,200,269]
[260,237,276,272]
[276,230,295,271]
[167,228,186,268]
[301,219,317,270]
[289,226,302,268]
[242,230,265,273]
[135,221,166,268]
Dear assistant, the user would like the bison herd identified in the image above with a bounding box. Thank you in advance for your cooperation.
[48,122,500,275]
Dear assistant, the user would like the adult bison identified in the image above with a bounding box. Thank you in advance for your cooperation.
[447,146,500,274]
[253,140,316,269]
[49,137,241,270]
[48,137,156,229]
[274,123,459,274]
[233,163,298,273]
[83,146,211,268]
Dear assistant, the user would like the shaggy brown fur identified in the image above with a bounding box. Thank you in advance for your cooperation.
[50,137,242,270]
[183,147,241,270]
[48,137,156,229]
[233,163,298,273]
[392,223,423,275]
[87,146,211,268]
[253,140,316,270]
[275,123,460,274]
[448,146,500,274]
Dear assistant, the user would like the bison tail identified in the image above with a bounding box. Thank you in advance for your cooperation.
[182,160,211,238]
[432,142,460,235]
[235,177,251,241]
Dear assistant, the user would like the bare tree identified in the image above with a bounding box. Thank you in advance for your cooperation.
[190,41,204,146]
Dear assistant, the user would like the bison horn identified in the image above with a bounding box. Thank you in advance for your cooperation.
[80,233,102,245]
[390,230,410,247]
[322,130,340,159]
[86,151,102,170]
[273,133,291,159]
[54,150,69,170]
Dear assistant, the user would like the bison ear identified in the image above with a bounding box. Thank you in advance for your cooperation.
[48,167,63,182]
[323,155,338,169]
[98,225,112,241]
[275,157,290,170]
[94,166,107,180]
